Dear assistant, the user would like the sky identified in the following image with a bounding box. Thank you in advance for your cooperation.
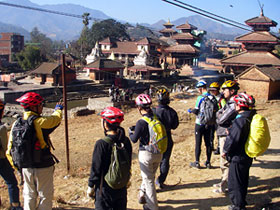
[7,0,280,31]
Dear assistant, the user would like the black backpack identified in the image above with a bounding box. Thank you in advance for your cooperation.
[11,115,38,169]
[198,94,219,125]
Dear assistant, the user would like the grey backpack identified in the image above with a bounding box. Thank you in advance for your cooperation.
[198,95,218,125]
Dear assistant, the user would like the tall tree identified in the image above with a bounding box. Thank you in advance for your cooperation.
[30,27,56,61]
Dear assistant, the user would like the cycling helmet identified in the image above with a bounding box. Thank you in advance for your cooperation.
[157,88,170,104]
[221,80,239,90]
[196,80,207,88]
[208,82,220,91]
[16,92,44,108]
[135,94,152,108]
[0,99,5,110]
[233,93,255,108]
[100,107,124,125]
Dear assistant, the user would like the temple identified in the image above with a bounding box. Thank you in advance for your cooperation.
[221,10,280,75]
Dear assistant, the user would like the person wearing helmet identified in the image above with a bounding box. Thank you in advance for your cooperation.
[129,94,162,210]
[222,93,255,210]
[0,100,23,210]
[87,107,132,210]
[213,80,240,194]
[208,82,226,155]
[6,92,63,210]
[188,80,213,169]
[154,88,179,189]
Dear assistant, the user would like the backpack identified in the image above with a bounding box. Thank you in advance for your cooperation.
[245,114,271,158]
[198,94,219,125]
[142,114,168,154]
[10,115,38,169]
[103,136,131,189]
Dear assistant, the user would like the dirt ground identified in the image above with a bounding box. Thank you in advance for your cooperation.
[0,93,279,210]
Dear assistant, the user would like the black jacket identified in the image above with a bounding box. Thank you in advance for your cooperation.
[223,110,255,162]
[88,128,132,190]
[154,104,179,137]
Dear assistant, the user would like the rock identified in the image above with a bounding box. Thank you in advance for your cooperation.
[69,107,95,118]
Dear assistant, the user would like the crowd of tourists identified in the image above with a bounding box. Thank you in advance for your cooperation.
[0,78,267,210]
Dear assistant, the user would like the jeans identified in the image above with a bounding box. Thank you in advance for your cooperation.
[0,158,20,204]
[139,150,162,210]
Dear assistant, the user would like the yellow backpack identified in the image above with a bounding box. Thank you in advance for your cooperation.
[245,114,271,158]
[142,114,168,154]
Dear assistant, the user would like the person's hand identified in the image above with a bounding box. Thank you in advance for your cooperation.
[187,108,192,113]
[87,186,95,199]
[54,100,64,110]
[222,153,227,159]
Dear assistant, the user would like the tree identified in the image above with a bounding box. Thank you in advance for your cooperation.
[16,45,42,70]
[76,19,130,61]
[30,27,56,61]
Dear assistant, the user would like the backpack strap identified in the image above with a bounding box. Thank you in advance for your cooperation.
[102,136,114,145]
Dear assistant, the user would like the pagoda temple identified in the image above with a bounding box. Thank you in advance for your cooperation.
[221,10,280,75]
[161,20,201,67]
[159,19,177,40]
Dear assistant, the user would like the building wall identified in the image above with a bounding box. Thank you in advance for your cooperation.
[0,33,24,62]
[238,78,269,101]
[237,68,270,101]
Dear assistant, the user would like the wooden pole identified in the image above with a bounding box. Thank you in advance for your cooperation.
[61,54,70,173]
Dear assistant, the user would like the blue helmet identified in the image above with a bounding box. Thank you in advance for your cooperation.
[196,80,207,88]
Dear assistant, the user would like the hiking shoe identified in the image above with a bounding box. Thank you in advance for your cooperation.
[212,188,225,194]
[213,182,222,188]
[190,161,200,169]
[138,195,146,204]
[214,149,220,155]
[204,161,212,169]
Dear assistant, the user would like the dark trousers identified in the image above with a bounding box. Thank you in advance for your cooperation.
[228,156,252,209]
[158,132,173,184]
[195,124,212,162]
[95,185,127,210]
[209,125,216,150]
[0,158,20,204]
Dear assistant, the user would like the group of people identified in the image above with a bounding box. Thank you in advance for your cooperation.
[88,88,179,210]
[0,78,257,210]
[109,86,134,102]
[188,79,256,210]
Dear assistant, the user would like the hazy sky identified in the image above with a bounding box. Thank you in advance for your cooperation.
[6,0,280,31]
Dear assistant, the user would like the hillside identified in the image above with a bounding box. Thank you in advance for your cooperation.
[0,0,110,40]
[0,0,244,41]
[0,21,30,39]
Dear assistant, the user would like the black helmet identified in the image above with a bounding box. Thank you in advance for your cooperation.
[157,88,170,104]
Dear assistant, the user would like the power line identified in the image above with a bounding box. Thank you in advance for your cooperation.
[173,0,250,28]
[162,0,252,32]
[0,2,100,22]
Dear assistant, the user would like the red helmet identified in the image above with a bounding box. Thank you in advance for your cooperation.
[16,92,44,108]
[233,93,255,108]
[100,107,124,125]
[135,94,152,108]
